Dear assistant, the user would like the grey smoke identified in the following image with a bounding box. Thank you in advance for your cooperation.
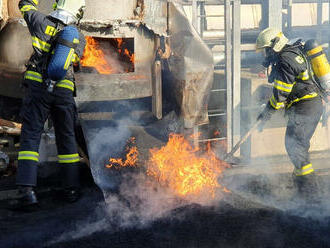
[48,218,110,246]
[87,118,133,191]
[103,45,126,74]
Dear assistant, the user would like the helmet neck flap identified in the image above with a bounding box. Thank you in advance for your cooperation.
[49,0,86,25]
[49,9,77,25]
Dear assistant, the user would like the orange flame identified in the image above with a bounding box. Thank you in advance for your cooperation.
[115,38,135,64]
[81,37,134,74]
[106,137,138,169]
[105,134,230,199]
[81,36,113,74]
[147,134,230,198]
[223,186,231,193]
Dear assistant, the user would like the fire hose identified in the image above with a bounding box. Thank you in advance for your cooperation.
[223,119,262,164]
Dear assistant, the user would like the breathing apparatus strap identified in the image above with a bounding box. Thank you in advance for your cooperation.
[57,37,77,49]
[42,22,65,90]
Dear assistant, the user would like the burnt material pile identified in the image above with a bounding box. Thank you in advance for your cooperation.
[50,200,330,248]
[1,184,330,248]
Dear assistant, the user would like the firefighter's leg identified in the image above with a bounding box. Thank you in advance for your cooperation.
[12,86,50,209]
[51,97,80,202]
[16,88,50,186]
[285,101,322,201]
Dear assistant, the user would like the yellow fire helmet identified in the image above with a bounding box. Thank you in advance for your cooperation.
[50,0,86,25]
[256,28,289,53]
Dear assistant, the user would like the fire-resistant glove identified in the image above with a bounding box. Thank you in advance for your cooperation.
[257,102,276,132]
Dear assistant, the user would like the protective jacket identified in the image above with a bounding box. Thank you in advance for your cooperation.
[19,0,85,93]
[16,0,85,187]
[268,44,319,110]
[267,44,323,178]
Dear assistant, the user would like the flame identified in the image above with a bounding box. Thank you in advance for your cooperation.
[106,137,138,169]
[81,37,134,74]
[147,134,230,198]
[223,186,231,193]
[81,36,113,74]
[115,38,135,64]
[213,130,227,151]
[105,134,230,199]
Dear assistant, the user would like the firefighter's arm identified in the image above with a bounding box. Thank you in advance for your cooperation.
[73,32,86,71]
[257,60,295,131]
[18,0,39,24]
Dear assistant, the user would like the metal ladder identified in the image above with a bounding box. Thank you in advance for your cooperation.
[183,0,241,153]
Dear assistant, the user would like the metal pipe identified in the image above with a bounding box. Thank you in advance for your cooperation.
[206,26,330,45]
[192,0,198,31]
[203,30,225,39]
[203,29,260,43]
[213,51,264,66]
[233,0,241,153]
[287,0,293,31]
[225,0,232,151]
[316,0,323,40]
[180,0,329,5]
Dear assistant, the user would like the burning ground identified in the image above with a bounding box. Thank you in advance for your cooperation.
[1,122,330,248]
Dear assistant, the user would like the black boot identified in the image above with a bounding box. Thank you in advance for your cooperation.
[294,173,320,204]
[61,164,81,203]
[8,186,39,211]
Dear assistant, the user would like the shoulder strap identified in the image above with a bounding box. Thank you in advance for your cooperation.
[42,22,64,78]
[57,37,78,49]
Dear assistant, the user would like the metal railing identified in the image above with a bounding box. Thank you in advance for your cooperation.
[188,0,241,153]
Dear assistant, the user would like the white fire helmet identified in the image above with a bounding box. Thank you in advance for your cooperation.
[50,0,86,25]
[256,28,289,53]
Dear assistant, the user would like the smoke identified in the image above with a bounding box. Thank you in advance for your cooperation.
[103,166,227,227]
[102,44,127,74]
[49,168,226,246]
[48,218,111,246]
[104,172,181,226]
[222,161,330,221]
[85,118,133,191]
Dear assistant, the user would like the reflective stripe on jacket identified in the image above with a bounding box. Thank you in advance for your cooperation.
[19,0,86,92]
[267,45,318,110]
[24,70,75,92]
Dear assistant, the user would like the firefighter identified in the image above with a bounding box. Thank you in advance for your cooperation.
[256,28,323,201]
[11,0,86,209]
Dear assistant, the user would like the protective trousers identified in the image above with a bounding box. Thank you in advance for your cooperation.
[285,97,323,176]
[16,80,80,188]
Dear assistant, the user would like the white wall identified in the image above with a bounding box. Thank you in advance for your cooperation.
[184,3,330,30]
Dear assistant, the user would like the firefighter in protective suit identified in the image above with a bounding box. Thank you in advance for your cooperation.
[11,0,86,209]
[256,28,323,201]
